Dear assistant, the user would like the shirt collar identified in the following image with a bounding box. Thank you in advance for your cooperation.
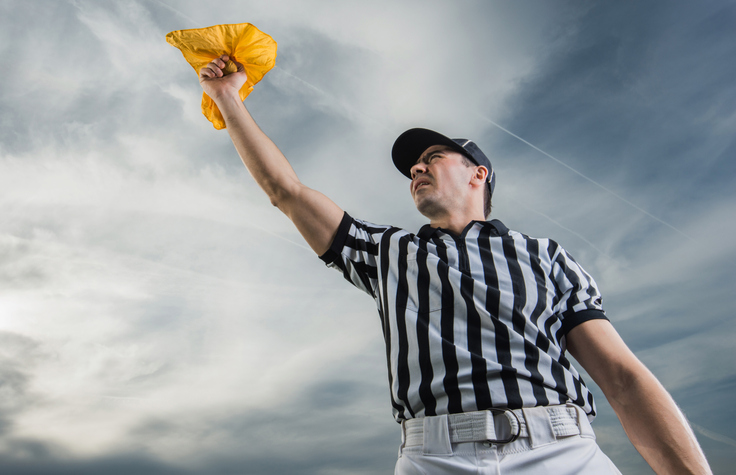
[417,219,509,240]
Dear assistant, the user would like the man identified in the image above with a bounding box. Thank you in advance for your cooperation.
[199,55,711,474]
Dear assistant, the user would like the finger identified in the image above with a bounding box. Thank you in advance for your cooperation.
[199,66,216,79]
[204,61,224,78]
[212,57,227,70]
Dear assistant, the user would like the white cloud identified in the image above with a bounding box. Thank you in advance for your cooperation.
[1,1,734,473]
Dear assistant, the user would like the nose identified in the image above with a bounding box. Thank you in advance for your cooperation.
[410,161,427,179]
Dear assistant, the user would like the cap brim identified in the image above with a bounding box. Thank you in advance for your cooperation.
[392,128,469,179]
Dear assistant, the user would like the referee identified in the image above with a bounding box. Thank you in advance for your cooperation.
[199,55,711,474]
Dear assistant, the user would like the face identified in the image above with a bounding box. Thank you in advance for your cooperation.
[409,145,477,219]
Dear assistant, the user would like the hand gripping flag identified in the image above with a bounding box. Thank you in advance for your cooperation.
[166,23,277,129]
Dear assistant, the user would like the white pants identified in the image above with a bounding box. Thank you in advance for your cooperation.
[395,404,621,475]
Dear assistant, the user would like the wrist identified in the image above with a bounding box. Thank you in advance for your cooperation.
[210,88,241,105]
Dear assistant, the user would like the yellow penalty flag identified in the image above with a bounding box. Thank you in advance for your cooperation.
[166,23,277,130]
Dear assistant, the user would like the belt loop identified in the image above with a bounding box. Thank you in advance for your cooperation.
[573,404,596,439]
[521,406,556,448]
[399,420,407,455]
[422,414,453,456]
[483,410,498,441]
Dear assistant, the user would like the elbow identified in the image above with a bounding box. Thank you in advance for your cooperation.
[267,180,302,213]
[268,190,288,212]
[604,360,655,410]
[606,367,637,407]
[268,192,282,208]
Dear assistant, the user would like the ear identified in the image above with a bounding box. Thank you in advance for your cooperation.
[470,166,489,188]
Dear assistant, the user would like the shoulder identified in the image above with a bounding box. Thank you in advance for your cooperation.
[340,213,414,243]
[489,219,562,257]
[349,214,398,234]
[320,212,412,261]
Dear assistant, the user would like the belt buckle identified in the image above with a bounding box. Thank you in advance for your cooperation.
[485,408,521,444]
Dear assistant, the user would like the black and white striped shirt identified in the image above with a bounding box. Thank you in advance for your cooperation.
[320,212,608,422]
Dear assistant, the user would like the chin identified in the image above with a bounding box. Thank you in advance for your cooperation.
[415,198,444,220]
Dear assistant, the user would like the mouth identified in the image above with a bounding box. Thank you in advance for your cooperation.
[413,179,431,193]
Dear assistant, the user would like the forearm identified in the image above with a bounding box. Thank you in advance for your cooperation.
[568,320,711,474]
[609,365,711,474]
[214,91,301,207]
[197,56,343,255]
[210,90,343,255]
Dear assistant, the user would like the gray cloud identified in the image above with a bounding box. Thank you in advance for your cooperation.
[0,332,43,434]
[495,1,736,203]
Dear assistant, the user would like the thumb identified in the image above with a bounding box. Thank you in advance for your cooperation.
[221,57,245,76]
[232,58,246,73]
[222,59,238,75]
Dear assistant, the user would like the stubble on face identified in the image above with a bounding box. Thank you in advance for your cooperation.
[410,146,472,220]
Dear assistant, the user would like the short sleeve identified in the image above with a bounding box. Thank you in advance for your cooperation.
[550,246,608,335]
[319,212,392,298]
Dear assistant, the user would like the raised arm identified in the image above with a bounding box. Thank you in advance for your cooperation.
[199,55,344,255]
[566,319,712,474]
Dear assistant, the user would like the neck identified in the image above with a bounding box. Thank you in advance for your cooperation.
[429,210,485,235]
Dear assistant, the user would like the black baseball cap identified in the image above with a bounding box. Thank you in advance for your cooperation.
[392,128,496,196]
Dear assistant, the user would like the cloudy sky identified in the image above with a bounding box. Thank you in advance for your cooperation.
[1,0,735,473]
